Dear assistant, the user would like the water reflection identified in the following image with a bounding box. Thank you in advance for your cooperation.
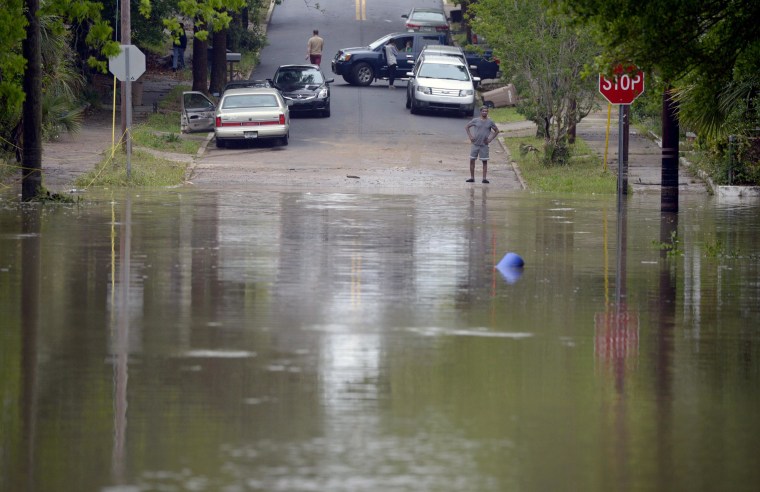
[1,189,759,491]
[21,207,41,492]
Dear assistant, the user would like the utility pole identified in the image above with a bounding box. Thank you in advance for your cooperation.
[120,0,131,146]
[661,87,680,213]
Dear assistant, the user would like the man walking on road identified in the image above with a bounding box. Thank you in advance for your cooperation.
[384,40,399,89]
[306,29,324,65]
[465,106,500,183]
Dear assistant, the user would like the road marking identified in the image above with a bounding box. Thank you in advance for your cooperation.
[355,0,367,20]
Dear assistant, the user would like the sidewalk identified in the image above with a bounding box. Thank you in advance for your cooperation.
[577,107,708,193]
[494,107,709,194]
[41,72,190,191]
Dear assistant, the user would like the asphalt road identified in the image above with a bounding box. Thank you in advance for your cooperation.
[189,0,522,190]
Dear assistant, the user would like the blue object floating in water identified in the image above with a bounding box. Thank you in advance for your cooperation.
[496,265,524,284]
[497,252,525,269]
[495,252,525,285]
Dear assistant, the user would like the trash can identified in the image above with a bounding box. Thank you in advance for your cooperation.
[482,84,517,108]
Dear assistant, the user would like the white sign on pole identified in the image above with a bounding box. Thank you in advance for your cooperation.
[109,45,146,81]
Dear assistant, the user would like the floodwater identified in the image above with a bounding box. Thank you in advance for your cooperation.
[1,187,759,492]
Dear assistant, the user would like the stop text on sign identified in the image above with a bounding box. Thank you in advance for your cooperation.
[598,65,645,105]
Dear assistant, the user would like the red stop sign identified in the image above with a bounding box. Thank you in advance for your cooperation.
[599,65,645,104]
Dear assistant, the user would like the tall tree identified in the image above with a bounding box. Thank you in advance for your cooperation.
[470,0,599,164]
[555,0,760,202]
[22,0,43,199]
[166,0,245,94]
[14,0,119,200]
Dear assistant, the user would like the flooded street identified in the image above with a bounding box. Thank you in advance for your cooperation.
[1,187,759,491]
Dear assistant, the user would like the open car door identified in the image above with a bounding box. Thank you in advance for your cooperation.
[181,91,216,133]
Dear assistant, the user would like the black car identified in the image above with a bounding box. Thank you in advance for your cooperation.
[270,64,333,117]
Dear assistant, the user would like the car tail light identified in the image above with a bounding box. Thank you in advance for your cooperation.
[435,25,449,32]
[215,116,221,127]
[406,23,420,29]
[279,114,285,125]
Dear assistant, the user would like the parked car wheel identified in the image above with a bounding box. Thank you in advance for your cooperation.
[322,105,331,117]
[215,137,226,148]
[280,132,289,146]
[410,95,420,115]
[405,93,411,109]
[352,63,374,86]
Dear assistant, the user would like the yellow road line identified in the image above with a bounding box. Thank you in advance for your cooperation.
[355,0,367,20]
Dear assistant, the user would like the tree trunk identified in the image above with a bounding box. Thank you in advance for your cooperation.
[22,0,43,201]
[209,28,228,95]
[192,23,209,93]
[661,86,679,212]
[568,98,577,144]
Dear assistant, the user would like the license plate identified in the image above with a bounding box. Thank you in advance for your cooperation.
[244,131,258,139]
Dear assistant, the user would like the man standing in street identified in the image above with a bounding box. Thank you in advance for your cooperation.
[465,106,500,183]
[384,40,399,89]
[306,29,324,65]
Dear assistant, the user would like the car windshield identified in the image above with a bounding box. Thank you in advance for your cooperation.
[418,63,470,81]
[369,34,393,51]
[222,94,279,109]
[275,68,324,87]
[410,12,446,23]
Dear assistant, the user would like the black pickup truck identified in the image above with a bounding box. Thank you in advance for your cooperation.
[332,31,499,86]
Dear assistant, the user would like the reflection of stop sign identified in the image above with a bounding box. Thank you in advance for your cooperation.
[599,65,645,104]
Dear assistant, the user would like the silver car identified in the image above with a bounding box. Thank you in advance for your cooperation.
[405,54,480,117]
[181,87,291,148]
[402,7,449,35]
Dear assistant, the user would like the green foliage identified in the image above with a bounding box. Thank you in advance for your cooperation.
[556,0,760,184]
[0,0,29,117]
[101,0,171,53]
[41,94,84,141]
[469,0,600,164]
[652,230,683,258]
[703,238,742,259]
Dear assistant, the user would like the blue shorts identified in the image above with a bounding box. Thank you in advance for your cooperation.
[469,143,490,160]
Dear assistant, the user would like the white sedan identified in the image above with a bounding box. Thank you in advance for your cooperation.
[182,87,290,148]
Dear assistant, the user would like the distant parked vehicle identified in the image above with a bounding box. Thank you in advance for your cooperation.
[332,31,499,86]
[270,64,333,117]
[332,31,452,86]
[402,7,450,34]
[181,87,291,147]
[406,54,479,117]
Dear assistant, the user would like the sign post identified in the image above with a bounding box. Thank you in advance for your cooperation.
[599,65,645,196]
[109,45,146,178]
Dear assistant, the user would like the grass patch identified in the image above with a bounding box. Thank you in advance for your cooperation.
[502,136,617,194]
[75,148,188,188]
[156,84,191,112]
[0,155,18,183]
[131,85,202,155]
[132,112,202,154]
[485,106,524,123]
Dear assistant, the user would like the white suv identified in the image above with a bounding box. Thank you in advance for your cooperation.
[405,54,479,117]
